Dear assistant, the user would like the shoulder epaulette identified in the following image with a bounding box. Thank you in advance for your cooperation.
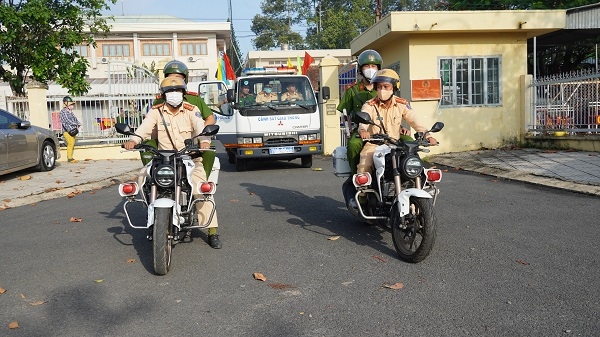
[187,91,198,97]
[395,97,409,105]
[151,103,164,109]
[183,102,195,111]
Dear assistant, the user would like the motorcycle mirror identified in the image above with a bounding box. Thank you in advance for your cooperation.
[200,124,220,136]
[115,123,133,135]
[430,122,444,133]
[354,111,374,125]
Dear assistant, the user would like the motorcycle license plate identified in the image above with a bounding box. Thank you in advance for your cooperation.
[269,146,294,155]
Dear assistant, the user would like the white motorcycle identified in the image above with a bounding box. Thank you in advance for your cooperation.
[334,112,444,263]
[115,123,220,275]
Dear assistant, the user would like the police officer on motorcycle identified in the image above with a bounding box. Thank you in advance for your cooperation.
[357,69,438,175]
[125,76,223,249]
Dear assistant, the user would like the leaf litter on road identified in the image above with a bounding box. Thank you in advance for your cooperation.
[253,272,267,281]
[383,282,405,290]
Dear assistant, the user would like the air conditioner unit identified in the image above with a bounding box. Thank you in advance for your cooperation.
[101,57,108,64]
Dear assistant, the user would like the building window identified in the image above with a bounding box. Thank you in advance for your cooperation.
[142,43,171,56]
[180,42,207,55]
[102,44,131,57]
[73,45,88,57]
[439,56,501,107]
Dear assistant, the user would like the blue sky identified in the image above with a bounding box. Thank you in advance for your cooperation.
[102,0,263,58]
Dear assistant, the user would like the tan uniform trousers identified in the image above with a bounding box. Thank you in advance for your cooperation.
[138,156,218,228]
[357,142,379,174]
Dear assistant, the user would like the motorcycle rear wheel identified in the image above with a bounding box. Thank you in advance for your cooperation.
[391,197,436,263]
[153,207,173,275]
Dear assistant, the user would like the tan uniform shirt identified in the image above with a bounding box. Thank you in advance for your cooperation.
[130,102,206,150]
[256,92,279,103]
[281,91,303,101]
[358,96,427,140]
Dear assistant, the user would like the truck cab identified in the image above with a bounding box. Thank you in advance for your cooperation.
[199,67,323,171]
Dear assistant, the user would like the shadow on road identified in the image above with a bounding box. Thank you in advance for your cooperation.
[239,182,399,259]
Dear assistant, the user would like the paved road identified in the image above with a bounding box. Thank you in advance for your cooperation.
[1,154,599,336]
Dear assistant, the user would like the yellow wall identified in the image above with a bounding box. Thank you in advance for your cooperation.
[379,33,531,153]
[350,10,566,155]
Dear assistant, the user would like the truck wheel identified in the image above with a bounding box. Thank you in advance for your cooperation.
[301,155,312,168]
[227,150,236,164]
[236,158,248,172]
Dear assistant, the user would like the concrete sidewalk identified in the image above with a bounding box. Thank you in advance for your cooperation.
[429,148,600,197]
[0,159,141,209]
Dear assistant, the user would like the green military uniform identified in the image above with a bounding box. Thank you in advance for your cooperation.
[240,93,256,106]
[337,82,377,175]
[151,92,216,177]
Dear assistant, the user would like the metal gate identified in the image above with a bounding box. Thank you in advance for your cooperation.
[528,69,600,135]
[46,61,160,142]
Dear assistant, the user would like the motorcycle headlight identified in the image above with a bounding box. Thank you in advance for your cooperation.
[401,156,423,179]
[154,165,175,187]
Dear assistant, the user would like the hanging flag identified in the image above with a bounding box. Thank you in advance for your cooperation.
[223,53,237,80]
[301,52,314,75]
[216,57,224,81]
[287,57,293,68]
[296,55,302,75]
[220,56,227,84]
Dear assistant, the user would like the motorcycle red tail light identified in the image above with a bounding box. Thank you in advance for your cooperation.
[355,174,370,186]
[426,169,442,182]
[119,182,139,196]
[199,182,216,194]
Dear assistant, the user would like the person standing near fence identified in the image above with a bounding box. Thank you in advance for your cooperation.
[59,96,81,163]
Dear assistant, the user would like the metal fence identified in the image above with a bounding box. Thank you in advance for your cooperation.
[528,69,600,135]
[4,61,159,144]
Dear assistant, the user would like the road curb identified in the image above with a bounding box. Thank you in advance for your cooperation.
[430,157,600,197]
[1,170,140,209]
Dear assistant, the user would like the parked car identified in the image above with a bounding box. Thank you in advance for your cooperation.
[0,109,61,176]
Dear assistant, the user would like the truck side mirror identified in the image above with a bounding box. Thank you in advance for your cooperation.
[227,89,235,102]
[321,86,330,100]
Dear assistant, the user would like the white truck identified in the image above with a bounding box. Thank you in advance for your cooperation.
[198,67,327,171]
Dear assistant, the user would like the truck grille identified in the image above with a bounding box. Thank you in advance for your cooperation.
[264,137,296,145]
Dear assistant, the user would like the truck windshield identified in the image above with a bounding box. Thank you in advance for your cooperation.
[237,76,317,116]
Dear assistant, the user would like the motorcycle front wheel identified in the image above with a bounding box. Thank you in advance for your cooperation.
[391,197,436,263]
[153,207,173,275]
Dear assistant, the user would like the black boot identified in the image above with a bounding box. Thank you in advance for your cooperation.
[208,234,222,249]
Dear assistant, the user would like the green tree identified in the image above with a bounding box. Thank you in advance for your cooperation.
[251,0,307,50]
[0,0,116,96]
[305,0,375,49]
[227,21,243,75]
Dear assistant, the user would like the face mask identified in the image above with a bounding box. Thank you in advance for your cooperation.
[165,91,184,107]
[363,68,378,81]
[264,88,272,94]
[377,88,394,101]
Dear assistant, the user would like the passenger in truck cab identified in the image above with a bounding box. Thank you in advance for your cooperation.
[280,82,303,102]
[256,84,278,104]
[239,82,256,106]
